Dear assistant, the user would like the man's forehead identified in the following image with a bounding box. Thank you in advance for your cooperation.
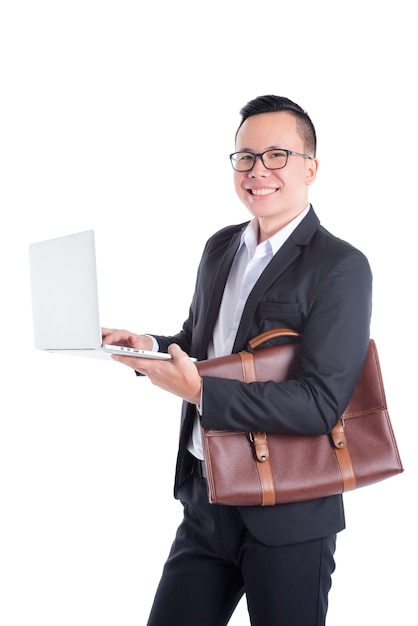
[236,111,300,145]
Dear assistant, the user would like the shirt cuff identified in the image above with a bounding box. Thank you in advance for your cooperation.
[143,334,159,352]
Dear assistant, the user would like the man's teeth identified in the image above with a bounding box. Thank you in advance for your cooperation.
[251,188,276,196]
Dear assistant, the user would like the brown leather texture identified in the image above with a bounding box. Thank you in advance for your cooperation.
[197,330,404,506]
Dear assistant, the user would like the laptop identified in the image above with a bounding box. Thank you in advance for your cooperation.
[28,229,172,360]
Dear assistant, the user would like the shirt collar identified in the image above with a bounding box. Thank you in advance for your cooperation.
[240,204,311,259]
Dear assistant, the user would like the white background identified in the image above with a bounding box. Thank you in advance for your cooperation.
[1,1,416,624]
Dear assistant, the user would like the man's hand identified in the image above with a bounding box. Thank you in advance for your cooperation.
[102,328,202,405]
[101,327,154,351]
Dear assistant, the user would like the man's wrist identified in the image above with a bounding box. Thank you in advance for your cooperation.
[143,334,159,351]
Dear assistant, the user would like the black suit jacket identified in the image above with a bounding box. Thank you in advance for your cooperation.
[152,207,373,546]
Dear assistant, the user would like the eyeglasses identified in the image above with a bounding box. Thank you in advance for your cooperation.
[230,148,313,172]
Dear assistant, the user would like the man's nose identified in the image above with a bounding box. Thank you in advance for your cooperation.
[249,155,270,177]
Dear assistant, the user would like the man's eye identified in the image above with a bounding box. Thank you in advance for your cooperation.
[269,151,286,159]
[238,154,253,161]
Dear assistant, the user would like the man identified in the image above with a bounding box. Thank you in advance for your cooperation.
[102,95,372,625]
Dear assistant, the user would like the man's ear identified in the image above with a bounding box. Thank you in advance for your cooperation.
[305,158,319,186]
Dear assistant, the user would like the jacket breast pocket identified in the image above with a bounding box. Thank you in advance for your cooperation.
[256,302,303,332]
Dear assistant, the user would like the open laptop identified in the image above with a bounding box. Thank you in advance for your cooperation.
[28,229,172,360]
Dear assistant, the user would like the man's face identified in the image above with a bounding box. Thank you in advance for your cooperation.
[233,111,318,237]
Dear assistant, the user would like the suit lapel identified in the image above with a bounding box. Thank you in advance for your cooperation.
[232,208,320,351]
[196,228,243,357]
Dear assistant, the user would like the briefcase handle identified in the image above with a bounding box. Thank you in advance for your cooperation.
[248,327,301,351]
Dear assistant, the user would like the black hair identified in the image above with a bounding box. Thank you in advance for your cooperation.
[236,95,317,156]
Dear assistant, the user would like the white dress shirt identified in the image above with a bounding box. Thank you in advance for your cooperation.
[187,206,310,460]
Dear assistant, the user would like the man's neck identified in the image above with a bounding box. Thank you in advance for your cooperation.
[257,205,310,244]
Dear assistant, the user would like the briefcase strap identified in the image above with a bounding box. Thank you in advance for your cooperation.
[239,336,357,501]
[330,421,356,491]
[240,351,276,505]
[248,431,276,506]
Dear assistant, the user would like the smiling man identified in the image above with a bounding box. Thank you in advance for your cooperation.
[102,95,373,625]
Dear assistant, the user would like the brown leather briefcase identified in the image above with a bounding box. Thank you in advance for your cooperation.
[196,328,404,506]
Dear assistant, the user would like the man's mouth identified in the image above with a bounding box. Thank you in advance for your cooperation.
[249,188,277,196]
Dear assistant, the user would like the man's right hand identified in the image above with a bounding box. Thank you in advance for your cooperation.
[101,327,154,351]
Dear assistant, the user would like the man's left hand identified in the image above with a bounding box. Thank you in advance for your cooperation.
[111,343,202,405]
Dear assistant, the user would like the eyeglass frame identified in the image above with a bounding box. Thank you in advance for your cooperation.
[229,148,313,172]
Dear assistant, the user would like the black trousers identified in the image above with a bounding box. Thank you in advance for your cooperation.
[147,460,337,626]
